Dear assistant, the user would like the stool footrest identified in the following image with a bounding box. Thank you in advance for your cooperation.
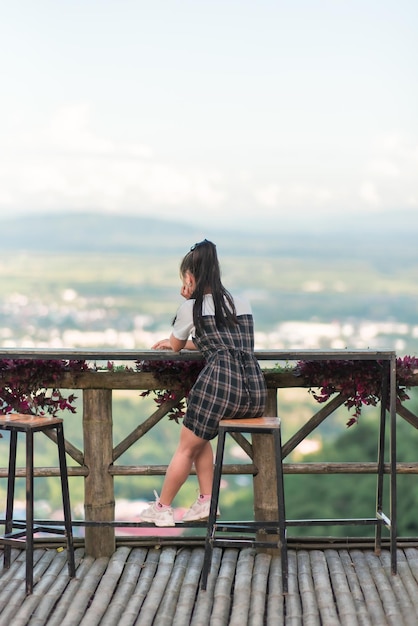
[1,526,67,541]
[286,517,382,527]
[1,536,27,546]
[214,521,281,532]
[211,538,281,549]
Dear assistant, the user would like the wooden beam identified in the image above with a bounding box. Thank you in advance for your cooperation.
[83,388,115,557]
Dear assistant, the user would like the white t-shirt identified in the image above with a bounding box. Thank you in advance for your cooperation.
[172,294,252,341]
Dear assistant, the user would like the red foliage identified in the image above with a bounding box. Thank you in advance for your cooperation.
[0,359,88,416]
[296,355,418,426]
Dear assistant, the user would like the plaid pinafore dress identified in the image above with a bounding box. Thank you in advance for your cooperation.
[183,313,267,440]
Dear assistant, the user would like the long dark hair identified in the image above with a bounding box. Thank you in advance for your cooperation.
[180,239,237,333]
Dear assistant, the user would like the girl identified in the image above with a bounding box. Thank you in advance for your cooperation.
[140,239,267,526]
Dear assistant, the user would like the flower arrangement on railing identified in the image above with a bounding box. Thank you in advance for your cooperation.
[136,359,205,422]
[1,355,417,424]
[0,359,88,416]
[296,355,418,426]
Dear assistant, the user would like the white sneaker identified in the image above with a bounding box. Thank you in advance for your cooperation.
[140,491,175,527]
[182,497,220,522]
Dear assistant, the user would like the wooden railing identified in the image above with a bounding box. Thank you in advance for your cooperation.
[1,349,417,559]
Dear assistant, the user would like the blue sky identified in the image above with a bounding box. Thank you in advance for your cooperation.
[1,0,417,230]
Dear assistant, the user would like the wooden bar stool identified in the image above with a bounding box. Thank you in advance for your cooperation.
[0,413,76,594]
[201,417,288,593]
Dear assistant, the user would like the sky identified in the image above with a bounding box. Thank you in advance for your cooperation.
[1,0,417,231]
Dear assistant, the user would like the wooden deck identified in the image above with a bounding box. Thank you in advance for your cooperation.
[1,542,418,625]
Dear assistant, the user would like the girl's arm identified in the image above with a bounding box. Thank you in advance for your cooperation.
[152,336,197,352]
[183,339,197,350]
[153,289,196,352]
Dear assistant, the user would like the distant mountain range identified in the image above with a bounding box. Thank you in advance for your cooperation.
[0,211,416,269]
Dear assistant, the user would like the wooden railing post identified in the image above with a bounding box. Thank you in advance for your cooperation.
[253,388,278,521]
[83,388,115,557]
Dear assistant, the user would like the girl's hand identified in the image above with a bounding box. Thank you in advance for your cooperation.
[152,339,173,350]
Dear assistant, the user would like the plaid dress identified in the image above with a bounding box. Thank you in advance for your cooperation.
[183,313,267,440]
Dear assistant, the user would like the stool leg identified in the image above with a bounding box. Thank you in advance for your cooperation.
[274,428,288,594]
[4,430,18,569]
[201,428,226,590]
[375,372,387,555]
[25,429,34,595]
[56,423,76,577]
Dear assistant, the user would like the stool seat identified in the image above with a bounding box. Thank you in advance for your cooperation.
[0,414,65,430]
[214,416,281,430]
[201,416,288,593]
[0,412,76,594]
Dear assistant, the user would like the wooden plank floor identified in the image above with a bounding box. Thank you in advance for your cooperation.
[1,545,418,625]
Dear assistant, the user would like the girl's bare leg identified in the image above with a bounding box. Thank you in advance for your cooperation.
[194,440,214,495]
[159,425,211,505]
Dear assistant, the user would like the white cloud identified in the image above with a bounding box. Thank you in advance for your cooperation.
[254,184,281,208]
[368,159,400,178]
[288,185,334,206]
[1,105,418,225]
[253,182,334,213]
[359,181,380,207]
[0,104,226,217]
[359,133,418,210]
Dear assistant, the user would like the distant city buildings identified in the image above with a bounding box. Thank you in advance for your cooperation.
[0,290,416,354]
[255,319,411,352]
